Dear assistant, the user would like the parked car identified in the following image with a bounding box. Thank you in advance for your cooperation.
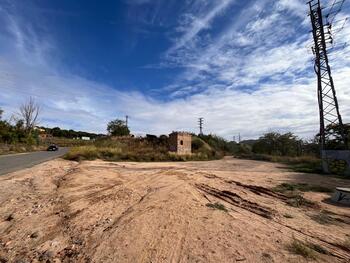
[47,144,59,151]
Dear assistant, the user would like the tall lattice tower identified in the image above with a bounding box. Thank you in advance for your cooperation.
[308,0,348,150]
[198,117,204,135]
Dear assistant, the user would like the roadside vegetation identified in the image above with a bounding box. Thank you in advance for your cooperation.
[2,97,349,170]
[235,128,350,176]
[64,135,227,162]
[63,118,239,162]
[0,98,43,154]
[0,98,101,155]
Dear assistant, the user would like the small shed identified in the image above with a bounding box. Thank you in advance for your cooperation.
[169,132,192,155]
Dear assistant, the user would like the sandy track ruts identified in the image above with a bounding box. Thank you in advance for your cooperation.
[0,157,350,263]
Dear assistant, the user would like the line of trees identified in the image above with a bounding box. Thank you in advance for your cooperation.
[0,98,40,145]
[252,132,303,156]
[248,125,349,157]
[40,126,103,140]
[1,97,104,145]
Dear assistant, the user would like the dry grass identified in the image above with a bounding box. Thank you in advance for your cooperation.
[287,239,317,259]
[285,194,317,208]
[237,154,323,174]
[340,236,350,250]
[273,183,333,193]
[206,202,228,212]
[309,211,337,225]
[64,139,219,162]
[0,143,46,155]
[283,213,294,219]
[287,238,330,259]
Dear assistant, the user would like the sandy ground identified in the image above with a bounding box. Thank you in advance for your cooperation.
[0,157,349,263]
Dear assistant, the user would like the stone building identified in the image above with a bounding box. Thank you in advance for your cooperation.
[169,132,192,155]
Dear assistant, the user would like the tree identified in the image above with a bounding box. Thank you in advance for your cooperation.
[252,132,302,156]
[107,119,130,136]
[0,108,11,143]
[18,97,40,134]
[323,123,350,150]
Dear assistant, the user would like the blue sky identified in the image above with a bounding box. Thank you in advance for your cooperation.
[0,0,349,139]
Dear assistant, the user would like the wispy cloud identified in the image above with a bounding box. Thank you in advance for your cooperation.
[167,0,235,53]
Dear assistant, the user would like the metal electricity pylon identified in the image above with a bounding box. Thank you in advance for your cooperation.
[308,0,348,151]
[198,118,204,135]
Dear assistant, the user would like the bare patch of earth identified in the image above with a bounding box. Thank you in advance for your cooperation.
[0,157,349,262]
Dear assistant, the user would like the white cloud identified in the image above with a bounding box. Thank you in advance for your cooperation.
[1,0,350,141]
[167,0,235,53]
[276,0,306,18]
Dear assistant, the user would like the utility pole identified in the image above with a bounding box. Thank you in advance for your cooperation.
[198,117,204,135]
[125,115,129,128]
[308,0,348,151]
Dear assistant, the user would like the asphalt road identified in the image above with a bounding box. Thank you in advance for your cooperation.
[0,147,69,176]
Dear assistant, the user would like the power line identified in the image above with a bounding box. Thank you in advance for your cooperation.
[325,0,346,25]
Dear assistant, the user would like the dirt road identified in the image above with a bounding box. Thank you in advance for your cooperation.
[0,157,349,262]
